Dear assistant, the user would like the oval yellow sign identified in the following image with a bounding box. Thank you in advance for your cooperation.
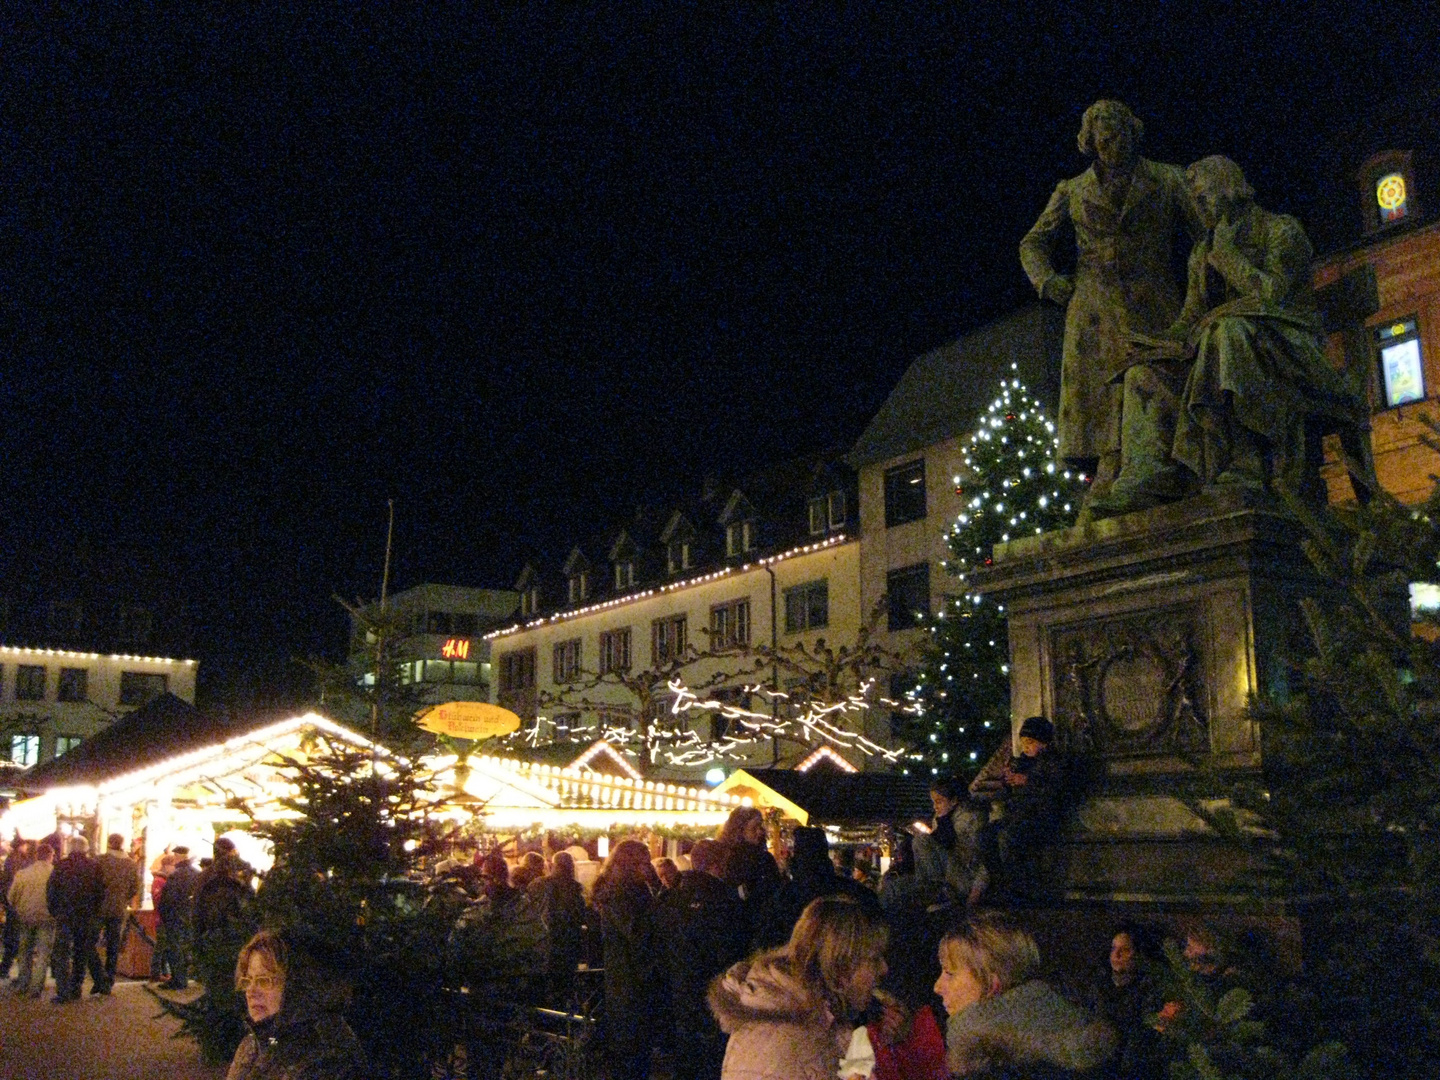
[415,701,522,740]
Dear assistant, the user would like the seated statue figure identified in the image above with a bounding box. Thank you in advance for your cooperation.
[1094,155,1373,516]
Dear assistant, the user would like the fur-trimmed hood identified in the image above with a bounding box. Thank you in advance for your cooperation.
[946,980,1116,1077]
[707,952,851,1080]
[707,952,831,1034]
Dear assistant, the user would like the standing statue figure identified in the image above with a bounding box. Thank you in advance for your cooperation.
[1021,100,1204,513]
[1106,155,1375,512]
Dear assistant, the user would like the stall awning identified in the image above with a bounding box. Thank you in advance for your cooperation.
[716,768,933,828]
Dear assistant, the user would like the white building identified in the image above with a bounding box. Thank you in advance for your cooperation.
[0,644,197,769]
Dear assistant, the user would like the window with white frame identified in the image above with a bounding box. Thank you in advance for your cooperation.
[15,665,47,701]
[520,586,540,617]
[710,598,751,649]
[808,497,826,535]
[58,667,89,702]
[785,580,829,634]
[568,571,588,605]
[667,541,691,574]
[55,735,83,756]
[652,615,688,665]
[725,521,753,557]
[553,639,582,683]
[614,561,635,590]
[599,628,632,674]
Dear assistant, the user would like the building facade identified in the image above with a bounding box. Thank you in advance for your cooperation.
[0,644,196,769]
[484,453,900,780]
[346,583,519,708]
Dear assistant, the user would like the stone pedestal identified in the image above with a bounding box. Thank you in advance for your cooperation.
[971,489,1336,907]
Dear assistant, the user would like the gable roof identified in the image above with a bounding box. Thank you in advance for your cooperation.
[848,304,1063,468]
[19,693,218,791]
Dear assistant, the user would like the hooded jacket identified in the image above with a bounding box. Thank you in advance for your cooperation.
[945,979,1116,1079]
[225,945,368,1080]
[707,952,850,1080]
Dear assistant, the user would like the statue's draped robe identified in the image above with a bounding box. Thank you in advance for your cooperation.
[1170,205,1369,493]
[1020,157,1201,469]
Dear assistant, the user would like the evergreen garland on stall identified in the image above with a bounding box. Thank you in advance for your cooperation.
[907,365,1086,776]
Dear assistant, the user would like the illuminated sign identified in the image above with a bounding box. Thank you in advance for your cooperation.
[441,638,471,660]
[1376,172,1408,223]
[415,701,522,740]
[1377,317,1425,408]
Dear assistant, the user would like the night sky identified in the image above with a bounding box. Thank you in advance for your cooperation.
[3,4,1436,706]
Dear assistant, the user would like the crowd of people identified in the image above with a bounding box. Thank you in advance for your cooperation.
[0,831,255,1002]
[2,754,1268,1080]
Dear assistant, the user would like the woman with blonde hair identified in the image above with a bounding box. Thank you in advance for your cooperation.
[709,895,890,1080]
[226,929,367,1080]
[934,914,1114,1078]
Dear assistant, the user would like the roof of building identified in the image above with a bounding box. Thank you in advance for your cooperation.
[847,303,1063,468]
[16,693,280,792]
[719,767,933,826]
[508,447,858,621]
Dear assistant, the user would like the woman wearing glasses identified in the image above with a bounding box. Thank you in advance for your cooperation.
[227,929,368,1080]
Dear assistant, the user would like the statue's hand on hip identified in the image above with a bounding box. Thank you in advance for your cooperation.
[1042,275,1075,307]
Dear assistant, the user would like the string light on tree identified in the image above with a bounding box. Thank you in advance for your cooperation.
[905,364,1085,776]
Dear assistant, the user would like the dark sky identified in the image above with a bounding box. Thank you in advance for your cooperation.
[2,3,1436,705]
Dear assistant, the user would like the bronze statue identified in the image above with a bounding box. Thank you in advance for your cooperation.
[1020,101,1204,512]
[1100,155,1374,513]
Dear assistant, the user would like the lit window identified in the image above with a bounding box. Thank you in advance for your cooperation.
[785,580,829,634]
[884,460,927,527]
[55,735,83,757]
[599,628,632,674]
[15,665,47,701]
[709,599,751,649]
[9,735,39,768]
[1377,317,1425,408]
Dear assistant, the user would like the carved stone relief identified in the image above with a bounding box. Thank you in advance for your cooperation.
[1050,605,1210,757]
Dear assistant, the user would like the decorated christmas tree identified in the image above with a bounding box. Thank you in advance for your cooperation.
[907,364,1086,776]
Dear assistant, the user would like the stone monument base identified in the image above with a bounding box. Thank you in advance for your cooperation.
[971,488,1342,907]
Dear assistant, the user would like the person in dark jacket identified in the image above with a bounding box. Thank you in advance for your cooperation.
[226,928,368,1080]
[0,839,35,978]
[592,839,662,1080]
[753,827,877,951]
[528,851,587,1007]
[45,836,107,1002]
[95,833,142,994]
[157,846,201,989]
[715,807,781,935]
[195,838,254,937]
[654,839,750,1080]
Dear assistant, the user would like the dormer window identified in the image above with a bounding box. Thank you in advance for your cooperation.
[667,541,691,574]
[827,490,846,529]
[808,498,826,535]
[519,586,539,617]
[725,520,753,557]
[568,571,589,605]
[615,561,635,590]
